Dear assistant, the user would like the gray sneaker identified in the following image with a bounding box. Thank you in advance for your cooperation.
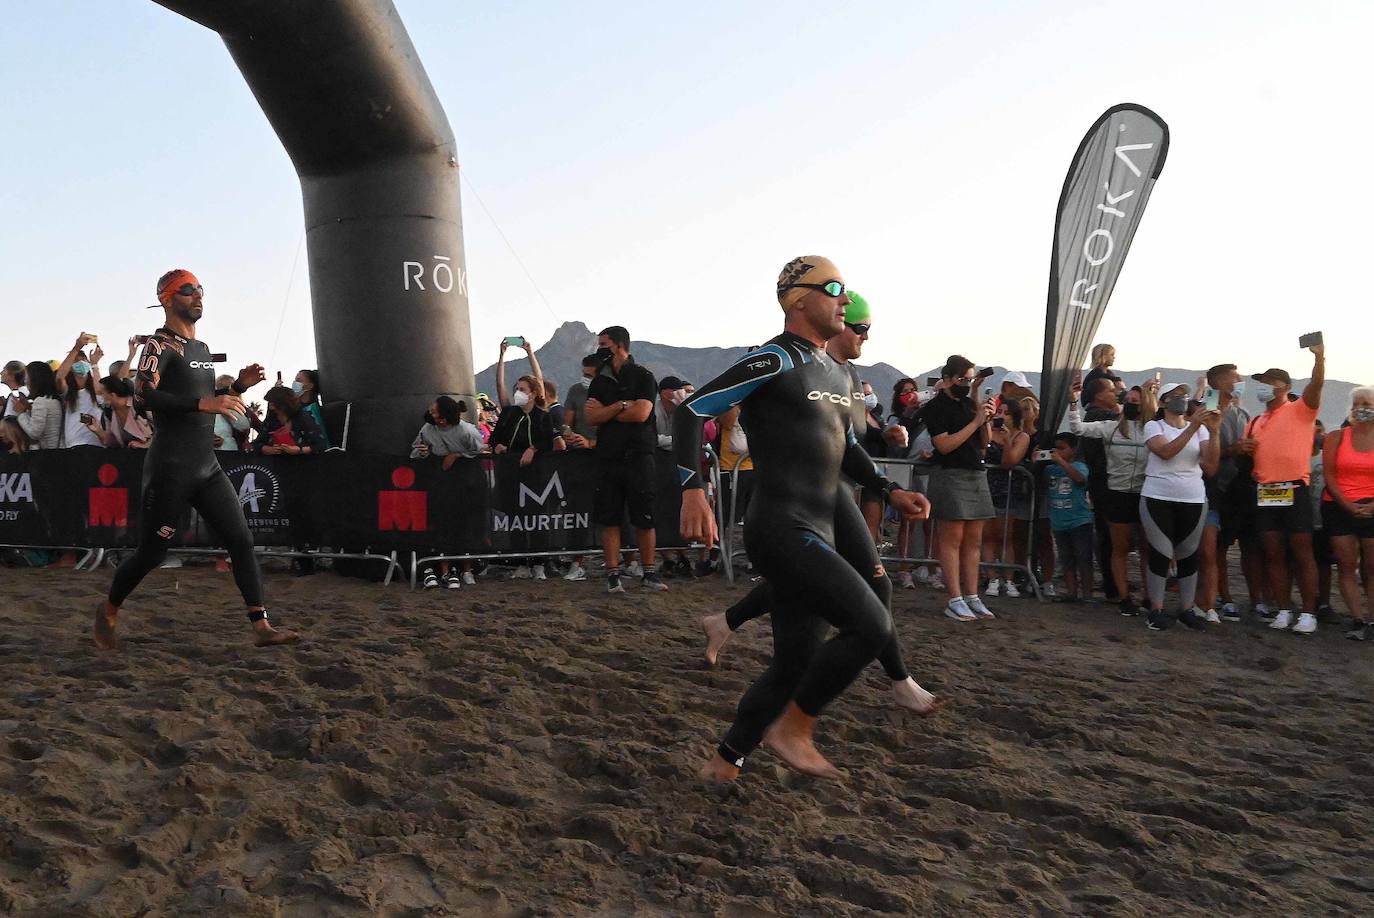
[642,570,668,592]
[607,571,626,594]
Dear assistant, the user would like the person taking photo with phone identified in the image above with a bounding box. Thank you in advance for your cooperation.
[1140,382,1221,631]
[1248,339,1326,634]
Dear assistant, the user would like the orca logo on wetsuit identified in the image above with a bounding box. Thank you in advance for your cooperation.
[807,390,851,407]
[187,361,216,370]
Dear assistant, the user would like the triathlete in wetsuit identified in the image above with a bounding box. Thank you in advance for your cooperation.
[95,269,299,649]
[675,256,928,782]
[700,293,944,717]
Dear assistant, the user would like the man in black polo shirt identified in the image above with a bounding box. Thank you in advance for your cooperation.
[584,326,667,593]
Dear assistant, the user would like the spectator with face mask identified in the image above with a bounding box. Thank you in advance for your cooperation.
[55,332,106,448]
[1069,381,1157,615]
[562,354,601,449]
[255,386,327,455]
[1077,376,1125,599]
[291,369,329,449]
[1248,343,1326,634]
[654,376,689,450]
[93,376,152,448]
[925,355,997,621]
[1140,382,1221,631]
[7,362,62,452]
[1322,387,1374,639]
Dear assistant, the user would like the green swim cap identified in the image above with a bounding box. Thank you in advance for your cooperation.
[846,290,871,325]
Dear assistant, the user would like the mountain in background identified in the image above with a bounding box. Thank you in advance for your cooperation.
[476,322,1359,429]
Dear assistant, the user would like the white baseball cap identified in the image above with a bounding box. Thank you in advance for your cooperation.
[1160,381,1190,399]
[1000,370,1031,388]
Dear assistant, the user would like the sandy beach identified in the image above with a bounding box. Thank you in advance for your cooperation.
[2,562,1373,915]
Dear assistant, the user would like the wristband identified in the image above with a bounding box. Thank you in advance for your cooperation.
[230,380,247,395]
[883,481,904,498]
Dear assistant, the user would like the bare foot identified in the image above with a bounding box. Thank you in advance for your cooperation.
[762,703,843,780]
[891,677,951,717]
[252,622,300,647]
[699,753,741,783]
[93,602,119,651]
[701,613,732,667]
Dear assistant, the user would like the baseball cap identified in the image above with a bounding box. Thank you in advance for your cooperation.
[1000,370,1031,389]
[1251,368,1292,386]
[658,376,683,392]
[1160,381,1190,399]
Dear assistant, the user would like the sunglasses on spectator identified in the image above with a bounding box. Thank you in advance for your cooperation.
[844,322,871,336]
[779,280,846,298]
[175,284,204,297]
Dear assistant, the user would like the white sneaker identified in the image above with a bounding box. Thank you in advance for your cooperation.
[1037,582,1053,599]
[422,568,439,590]
[1205,609,1222,625]
[510,565,532,580]
[532,564,547,581]
[1293,612,1318,635]
[1221,601,1239,621]
[929,573,946,591]
[964,595,996,619]
[563,562,587,582]
[1269,610,1294,630]
[898,571,915,590]
[461,571,476,586]
[625,561,644,578]
[944,598,978,621]
[914,567,930,584]
[1005,581,1022,598]
[985,578,1003,596]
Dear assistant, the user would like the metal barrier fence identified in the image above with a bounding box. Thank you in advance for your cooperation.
[720,455,1044,600]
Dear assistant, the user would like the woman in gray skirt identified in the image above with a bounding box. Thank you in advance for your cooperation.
[924,355,997,621]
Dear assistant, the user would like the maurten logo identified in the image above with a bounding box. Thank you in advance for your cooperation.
[807,390,851,406]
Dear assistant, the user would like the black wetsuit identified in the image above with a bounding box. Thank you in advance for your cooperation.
[107,327,265,614]
[723,360,910,683]
[674,332,901,768]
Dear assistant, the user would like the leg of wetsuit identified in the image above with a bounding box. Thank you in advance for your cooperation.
[725,581,773,631]
[832,489,908,681]
[189,467,265,610]
[108,466,191,607]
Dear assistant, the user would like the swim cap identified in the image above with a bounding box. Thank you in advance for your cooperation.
[156,269,200,305]
[845,290,870,325]
[776,255,843,310]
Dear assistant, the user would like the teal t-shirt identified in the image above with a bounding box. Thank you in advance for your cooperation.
[1045,461,1093,531]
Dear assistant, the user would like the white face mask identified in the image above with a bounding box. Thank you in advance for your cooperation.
[1254,383,1276,403]
[1231,381,1246,398]
[512,389,530,407]
[863,393,878,409]
[670,390,687,406]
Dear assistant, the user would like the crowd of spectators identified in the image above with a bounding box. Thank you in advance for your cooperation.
[7,324,1372,639]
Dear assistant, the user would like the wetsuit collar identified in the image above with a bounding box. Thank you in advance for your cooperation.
[157,325,192,345]
[777,331,822,354]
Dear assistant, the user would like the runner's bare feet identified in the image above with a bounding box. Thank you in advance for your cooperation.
[699,753,741,783]
[93,601,119,650]
[701,613,732,667]
[891,677,951,716]
[252,621,300,647]
[762,702,843,780]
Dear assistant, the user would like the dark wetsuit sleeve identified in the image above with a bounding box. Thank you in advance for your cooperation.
[133,337,198,415]
[296,413,327,451]
[674,345,791,490]
[841,423,896,498]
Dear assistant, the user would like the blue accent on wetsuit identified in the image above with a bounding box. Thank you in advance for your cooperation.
[673,331,903,766]
[107,327,265,614]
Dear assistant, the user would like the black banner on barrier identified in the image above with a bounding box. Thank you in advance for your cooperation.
[0,448,689,554]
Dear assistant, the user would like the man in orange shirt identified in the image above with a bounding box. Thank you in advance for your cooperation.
[1247,342,1326,634]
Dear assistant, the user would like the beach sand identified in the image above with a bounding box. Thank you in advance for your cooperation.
[2,563,1373,915]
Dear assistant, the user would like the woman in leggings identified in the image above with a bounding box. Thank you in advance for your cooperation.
[1323,387,1374,640]
[1140,383,1220,631]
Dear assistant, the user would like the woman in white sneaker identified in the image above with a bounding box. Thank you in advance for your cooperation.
[1139,383,1221,631]
[1323,387,1374,640]
[1069,380,1158,616]
[924,356,997,621]
[983,398,1030,599]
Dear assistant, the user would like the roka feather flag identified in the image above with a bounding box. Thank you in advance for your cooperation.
[1040,104,1169,443]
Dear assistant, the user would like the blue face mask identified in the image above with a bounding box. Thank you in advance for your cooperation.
[73,361,91,377]
[1231,381,1246,398]
[291,381,306,397]
[1254,383,1276,403]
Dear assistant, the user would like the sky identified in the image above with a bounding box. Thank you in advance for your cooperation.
[1,0,1370,400]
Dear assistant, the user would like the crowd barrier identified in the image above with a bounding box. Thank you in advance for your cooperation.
[720,455,1044,600]
[0,447,716,587]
